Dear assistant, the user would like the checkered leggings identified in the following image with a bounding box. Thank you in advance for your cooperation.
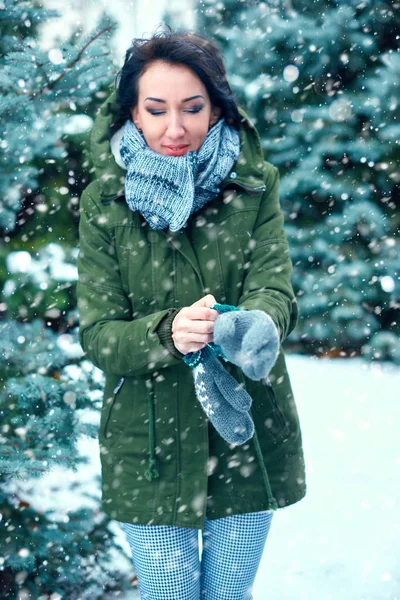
[119,510,273,600]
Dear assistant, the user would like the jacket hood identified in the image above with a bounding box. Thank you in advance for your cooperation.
[89,88,267,202]
[110,126,126,170]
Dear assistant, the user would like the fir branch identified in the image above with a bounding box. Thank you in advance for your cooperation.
[54,70,117,93]
[43,24,114,92]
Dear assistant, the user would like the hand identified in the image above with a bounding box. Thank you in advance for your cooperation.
[172,294,218,355]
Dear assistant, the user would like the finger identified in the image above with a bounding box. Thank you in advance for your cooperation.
[190,294,217,308]
[181,320,215,335]
[187,307,218,321]
[204,294,217,306]
[181,332,213,344]
[190,295,213,307]
[207,308,219,320]
[190,298,205,307]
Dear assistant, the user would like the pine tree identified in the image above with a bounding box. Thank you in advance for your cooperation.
[194,0,400,362]
[0,2,135,596]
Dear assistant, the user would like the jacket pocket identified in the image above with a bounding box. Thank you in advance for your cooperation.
[261,376,290,442]
[235,367,290,444]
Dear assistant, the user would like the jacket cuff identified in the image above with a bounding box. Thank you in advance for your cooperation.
[155,308,185,360]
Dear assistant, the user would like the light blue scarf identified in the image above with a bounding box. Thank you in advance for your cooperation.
[119,117,241,231]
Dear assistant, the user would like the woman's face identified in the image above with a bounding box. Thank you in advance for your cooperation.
[131,60,221,156]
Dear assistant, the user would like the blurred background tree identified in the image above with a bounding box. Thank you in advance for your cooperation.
[190,0,400,362]
[0,1,135,597]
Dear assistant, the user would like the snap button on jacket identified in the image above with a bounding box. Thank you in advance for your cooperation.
[77,89,307,528]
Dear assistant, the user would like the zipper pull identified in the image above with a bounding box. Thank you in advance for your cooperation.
[265,377,272,388]
[113,376,125,395]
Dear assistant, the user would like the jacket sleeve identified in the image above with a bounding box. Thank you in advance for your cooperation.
[236,164,299,345]
[155,308,185,360]
[77,185,184,376]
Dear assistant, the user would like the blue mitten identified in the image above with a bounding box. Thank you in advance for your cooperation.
[212,306,280,381]
[182,345,254,445]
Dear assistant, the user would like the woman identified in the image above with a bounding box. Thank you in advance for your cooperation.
[77,27,306,600]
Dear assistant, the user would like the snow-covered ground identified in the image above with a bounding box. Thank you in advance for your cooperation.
[11,354,400,599]
[255,355,400,600]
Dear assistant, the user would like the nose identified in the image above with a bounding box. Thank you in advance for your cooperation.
[166,114,186,141]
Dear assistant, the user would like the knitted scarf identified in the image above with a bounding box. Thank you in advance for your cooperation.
[119,117,241,231]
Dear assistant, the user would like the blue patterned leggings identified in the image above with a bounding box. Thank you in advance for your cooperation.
[119,510,273,600]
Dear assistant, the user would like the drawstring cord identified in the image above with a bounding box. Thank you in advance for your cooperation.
[252,423,278,511]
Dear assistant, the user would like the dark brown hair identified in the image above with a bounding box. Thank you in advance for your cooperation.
[114,25,241,130]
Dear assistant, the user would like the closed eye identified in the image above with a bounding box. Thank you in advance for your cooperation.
[147,106,204,116]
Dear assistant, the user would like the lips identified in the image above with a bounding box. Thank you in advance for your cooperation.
[164,144,190,156]
[165,145,189,150]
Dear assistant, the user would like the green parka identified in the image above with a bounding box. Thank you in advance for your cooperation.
[77,89,306,529]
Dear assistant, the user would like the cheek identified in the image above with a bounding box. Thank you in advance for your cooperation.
[141,123,162,149]
[194,129,209,150]
[193,120,210,142]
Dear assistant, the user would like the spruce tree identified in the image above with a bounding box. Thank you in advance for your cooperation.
[194,0,400,362]
[0,2,135,596]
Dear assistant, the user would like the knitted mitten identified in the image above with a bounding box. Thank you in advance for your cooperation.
[182,345,254,446]
[211,305,280,381]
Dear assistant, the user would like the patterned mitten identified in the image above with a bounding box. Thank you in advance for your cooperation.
[182,345,254,445]
[211,305,280,381]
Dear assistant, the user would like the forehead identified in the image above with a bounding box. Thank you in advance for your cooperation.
[139,61,206,95]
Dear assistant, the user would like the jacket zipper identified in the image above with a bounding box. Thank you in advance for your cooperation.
[113,376,125,395]
[236,368,247,389]
[245,185,267,193]
[265,376,273,390]
[264,376,277,403]
[103,376,126,440]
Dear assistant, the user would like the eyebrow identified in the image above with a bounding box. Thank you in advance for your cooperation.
[144,95,204,103]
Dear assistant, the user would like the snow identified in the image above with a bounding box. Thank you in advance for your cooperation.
[62,113,93,135]
[10,354,399,598]
[253,355,400,600]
